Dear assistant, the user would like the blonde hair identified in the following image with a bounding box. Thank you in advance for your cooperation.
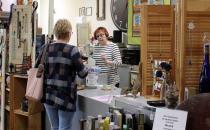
[53,19,72,40]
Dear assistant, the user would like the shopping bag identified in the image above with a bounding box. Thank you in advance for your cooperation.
[25,64,44,101]
[25,43,49,101]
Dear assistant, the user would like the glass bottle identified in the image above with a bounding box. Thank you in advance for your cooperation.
[199,43,210,93]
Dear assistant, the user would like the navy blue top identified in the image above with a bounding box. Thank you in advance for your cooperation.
[36,43,88,111]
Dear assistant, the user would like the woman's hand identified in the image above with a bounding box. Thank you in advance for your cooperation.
[100,53,107,60]
[100,53,112,65]
[105,60,112,65]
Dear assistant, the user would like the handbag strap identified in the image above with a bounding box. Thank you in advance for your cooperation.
[40,43,49,64]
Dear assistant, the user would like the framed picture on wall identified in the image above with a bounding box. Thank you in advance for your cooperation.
[97,0,105,20]
[85,7,92,16]
[133,14,141,26]
[132,13,141,37]
[79,7,85,16]
[148,0,164,4]
[79,8,82,16]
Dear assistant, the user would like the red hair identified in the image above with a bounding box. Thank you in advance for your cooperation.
[93,27,109,40]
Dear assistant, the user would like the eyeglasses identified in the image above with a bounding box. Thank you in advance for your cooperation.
[96,34,105,39]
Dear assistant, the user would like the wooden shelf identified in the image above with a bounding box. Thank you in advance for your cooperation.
[13,74,28,79]
[5,74,42,130]
[14,109,29,117]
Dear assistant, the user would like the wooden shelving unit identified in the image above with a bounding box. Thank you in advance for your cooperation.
[0,5,38,130]
[140,5,175,96]
[4,73,13,130]
[176,0,210,101]
[0,12,10,130]
[5,74,43,130]
[14,109,29,116]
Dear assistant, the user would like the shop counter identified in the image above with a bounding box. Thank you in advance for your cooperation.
[69,88,121,130]
[46,88,157,130]
[45,88,120,130]
[77,88,121,116]
[76,88,157,129]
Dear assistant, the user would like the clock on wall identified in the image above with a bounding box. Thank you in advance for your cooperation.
[110,0,128,32]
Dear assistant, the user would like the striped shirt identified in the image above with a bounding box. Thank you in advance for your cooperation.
[35,42,88,111]
[92,42,122,85]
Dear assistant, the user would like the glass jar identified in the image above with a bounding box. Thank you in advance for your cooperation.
[165,83,179,109]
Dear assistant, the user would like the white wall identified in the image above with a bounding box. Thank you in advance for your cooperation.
[53,0,82,45]
[2,0,117,46]
[39,0,117,46]
[80,0,117,36]
[2,0,16,11]
[37,0,49,35]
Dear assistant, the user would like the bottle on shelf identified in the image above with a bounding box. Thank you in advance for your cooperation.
[20,97,28,112]
[109,122,115,130]
[123,124,128,130]
[199,41,210,93]
[99,120,104,130]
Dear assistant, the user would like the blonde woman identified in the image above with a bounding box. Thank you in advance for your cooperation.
[35,19,88,130]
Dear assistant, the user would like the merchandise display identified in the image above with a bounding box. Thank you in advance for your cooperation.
[0,2,42,130]
[140,5,175,96]
[80,106,145,130]
[176,0,210,101]
[1,0,210,130]
[8,3,37,73]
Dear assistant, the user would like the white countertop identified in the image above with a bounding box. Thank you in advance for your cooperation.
[77,87,121,104]
[77,88,155,110]
[77,88,120,97]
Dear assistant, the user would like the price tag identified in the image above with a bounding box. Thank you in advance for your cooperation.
[152,108,188,130]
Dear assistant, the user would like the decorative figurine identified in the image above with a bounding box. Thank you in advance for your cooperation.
[165,82,179,108]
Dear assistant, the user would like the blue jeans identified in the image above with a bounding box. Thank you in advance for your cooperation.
[44,103,75,130]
